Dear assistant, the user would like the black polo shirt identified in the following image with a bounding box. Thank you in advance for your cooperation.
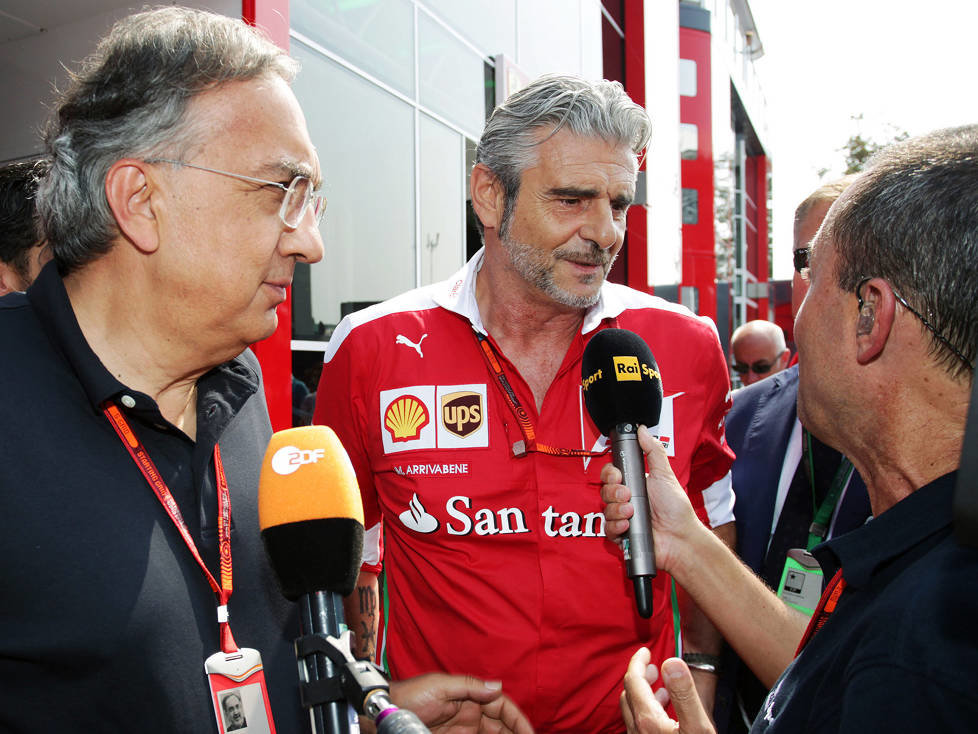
[0,263,303,732]
[752,471,978,732]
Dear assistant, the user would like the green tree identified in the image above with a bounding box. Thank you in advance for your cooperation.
[842,131,880,174]
[821,114,909,177]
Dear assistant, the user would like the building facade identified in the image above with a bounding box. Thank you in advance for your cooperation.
[0,0,773,425]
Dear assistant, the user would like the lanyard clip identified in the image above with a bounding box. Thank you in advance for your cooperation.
[217,604,229,624]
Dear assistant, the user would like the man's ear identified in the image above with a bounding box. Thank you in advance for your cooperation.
[104,159,161,254]
[855,277,896,365]
[469,163,505,235]
[0,262,25,296]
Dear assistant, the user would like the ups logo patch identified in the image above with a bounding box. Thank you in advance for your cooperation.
[440,391,483,438]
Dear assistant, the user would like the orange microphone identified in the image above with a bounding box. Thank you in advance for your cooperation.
[259,426,364,734]
[259,425,364,602]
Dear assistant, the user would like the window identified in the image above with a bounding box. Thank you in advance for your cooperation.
[679,58,697,97]
[680,123,698,160]
[291,0,415,97]
[418,10,488,136]
[291,43,416,333]
[682,188,699,225]
[419,114,465,285]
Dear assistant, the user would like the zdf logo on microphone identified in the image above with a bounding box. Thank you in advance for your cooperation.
[271,445,326,475]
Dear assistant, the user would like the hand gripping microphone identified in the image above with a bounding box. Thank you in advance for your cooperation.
[581,328,663,619]
[259,426,429,734]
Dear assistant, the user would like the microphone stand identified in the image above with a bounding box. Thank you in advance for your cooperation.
[298,591,352,734]
[294,626,430,734]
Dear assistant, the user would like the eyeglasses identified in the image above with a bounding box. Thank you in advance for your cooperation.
[731,360,776,376]
[856,276,974,371]
[793,248,810,274]
[145,158,326,228]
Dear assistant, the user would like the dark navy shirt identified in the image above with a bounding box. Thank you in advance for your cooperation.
[0,263,302,732]
[752,471,978,732]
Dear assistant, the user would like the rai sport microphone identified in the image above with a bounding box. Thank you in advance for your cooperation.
[581,328,663,619]
[259,426,429,734]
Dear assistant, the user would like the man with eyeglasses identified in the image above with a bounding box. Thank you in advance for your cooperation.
[0,8,531,734]
[603,125,978,733]
[715,175,871,733]
[315,75,736,733]
[729,320,791,387]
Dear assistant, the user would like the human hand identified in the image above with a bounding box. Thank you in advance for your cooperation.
[621,649,715,734]
[389,673,534,734]
[600,425,703,575]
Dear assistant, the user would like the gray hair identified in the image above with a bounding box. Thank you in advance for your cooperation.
[475,74,651,240]
[37,6,298,274]
[824,124,978,380]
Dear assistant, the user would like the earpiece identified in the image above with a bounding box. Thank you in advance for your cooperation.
[857,304,875,335]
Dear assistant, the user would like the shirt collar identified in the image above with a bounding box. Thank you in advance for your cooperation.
[27,260,260,424]
[28,261,129,413]
[815,471,957,588]
[430,246,625,335]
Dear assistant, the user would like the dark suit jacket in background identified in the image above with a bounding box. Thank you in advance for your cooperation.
[726,365,872,571]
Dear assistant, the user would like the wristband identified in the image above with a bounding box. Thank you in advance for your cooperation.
[681,652,721,674]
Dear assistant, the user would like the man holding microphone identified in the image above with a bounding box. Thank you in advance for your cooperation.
[602,125,978,733]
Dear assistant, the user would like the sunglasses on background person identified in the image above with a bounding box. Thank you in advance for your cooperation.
[731,360,777,376]
[793,247,810,274]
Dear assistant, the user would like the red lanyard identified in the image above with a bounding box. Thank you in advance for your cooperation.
[475,331,609,459]
[102,401,238,654]
[796,568,846,655]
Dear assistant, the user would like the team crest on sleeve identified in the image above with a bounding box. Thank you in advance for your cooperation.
[380,384,488,454]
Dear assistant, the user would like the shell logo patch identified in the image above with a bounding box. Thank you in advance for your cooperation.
[385,395,430,442]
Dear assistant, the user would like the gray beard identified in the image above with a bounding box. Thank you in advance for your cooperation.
[500,234,614,309]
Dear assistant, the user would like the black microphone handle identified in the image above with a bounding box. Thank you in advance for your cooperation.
[610,423,656,618]
[298,591,353,734]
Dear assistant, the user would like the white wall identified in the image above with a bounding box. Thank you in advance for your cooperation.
[514,0,603,80]
[0,1,239,163]
[644,0,683,287]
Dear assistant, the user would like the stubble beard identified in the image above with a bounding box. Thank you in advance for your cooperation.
[500,231,615,309]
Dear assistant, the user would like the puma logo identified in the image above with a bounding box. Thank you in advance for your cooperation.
[395,333,428,358]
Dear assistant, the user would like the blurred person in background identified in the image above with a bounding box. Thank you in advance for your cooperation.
[729,320,790,387]
[0,159,50,295]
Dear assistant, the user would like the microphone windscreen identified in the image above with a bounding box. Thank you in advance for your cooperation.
[259,426,365,600]
[581,328,663,435]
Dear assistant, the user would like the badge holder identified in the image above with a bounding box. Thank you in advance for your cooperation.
[206,646,276,734]
[776,548,824,616]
